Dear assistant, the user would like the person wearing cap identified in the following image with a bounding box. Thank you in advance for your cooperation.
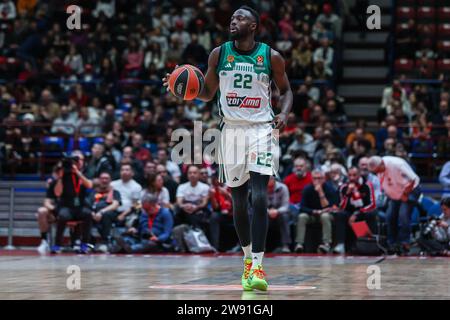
[368,155,421,253]
[111,193,173,254]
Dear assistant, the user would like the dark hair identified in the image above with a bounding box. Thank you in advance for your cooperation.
[120,163,133,171]
[441,197,450,207]
[239,5,260,29]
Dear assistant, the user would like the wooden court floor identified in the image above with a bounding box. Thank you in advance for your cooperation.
[0,251,449,300]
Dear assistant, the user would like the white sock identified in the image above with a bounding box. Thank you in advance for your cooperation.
[251,252,264,268]
[242,244,252,260]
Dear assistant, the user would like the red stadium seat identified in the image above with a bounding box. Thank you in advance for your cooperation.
[417,7,436,22]
[437,59,450,71]
[438,24,450,39]
[396,23,410,34]
[438,7,450,22]
[397,7,415,21]
[415,58,435,70]
[395,59,414,72]
[437,40,450,53]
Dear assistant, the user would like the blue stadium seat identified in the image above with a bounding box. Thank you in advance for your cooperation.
[42,137,65,157]
[92,137,105,145]
[67,137,91,154]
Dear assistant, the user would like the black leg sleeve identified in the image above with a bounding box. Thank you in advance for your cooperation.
[231,181,251,248]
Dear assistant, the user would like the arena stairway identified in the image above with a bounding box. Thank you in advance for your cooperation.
[338,0,392,120]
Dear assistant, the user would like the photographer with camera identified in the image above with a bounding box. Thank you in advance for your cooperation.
[111,193,174,254]
[418,197,450,256]
[52,151,93,253]
[84,171,121,253]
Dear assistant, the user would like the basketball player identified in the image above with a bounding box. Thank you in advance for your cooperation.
[163,6,293,291]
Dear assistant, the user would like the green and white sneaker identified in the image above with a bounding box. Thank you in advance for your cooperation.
[247,264,268,291]
[241,258,253,291]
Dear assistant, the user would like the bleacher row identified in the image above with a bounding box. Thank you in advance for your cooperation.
[395,3,450,77]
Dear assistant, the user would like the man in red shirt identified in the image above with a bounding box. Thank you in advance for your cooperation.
[284,157,312,205]
[132,133,152,164]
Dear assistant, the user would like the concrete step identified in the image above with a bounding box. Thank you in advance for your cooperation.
[338,84,385,98]
[343,66,389,79]
[343,32,389,45]
[343,49,384,62]
[344,103,380,117]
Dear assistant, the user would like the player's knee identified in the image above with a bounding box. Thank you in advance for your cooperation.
[251,192,267,212]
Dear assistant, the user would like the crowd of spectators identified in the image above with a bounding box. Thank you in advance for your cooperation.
[0,1,449,255]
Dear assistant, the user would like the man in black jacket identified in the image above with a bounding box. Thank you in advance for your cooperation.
[294,169,339,253]
[333,167,377,254]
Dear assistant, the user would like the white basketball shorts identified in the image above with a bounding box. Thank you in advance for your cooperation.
[218,120,279,188]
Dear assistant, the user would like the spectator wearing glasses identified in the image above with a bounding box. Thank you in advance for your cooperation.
[112,193,174,253]
[142,173,171,210]
[83,171,121,252]
[294,169,339,253]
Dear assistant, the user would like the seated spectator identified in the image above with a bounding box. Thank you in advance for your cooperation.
[141,161,156,187]
[157,149,181,183]
[83,171,121,252]
[51,105,77,135]
[52,151,93,253]
[326,163,347,192]
[294,169,339,253]
[85,143,113,179]
[142,173,171,209]
[315,3,342,39]
[283,157,312,205]
[157,164,179,203]
[104,132,122,172]
[112,193,174,254]
[358,156,383,208]
[313,38,334,77]
[267,177,292,253]
[132,133,152,164]
[121,146,145,185]
[346,126,376,150]
[111,163,143,226]
[209,174,233,251]
[286,129,316,159]
[76,106,101,136]
[439,161,450,198]
[380,79,411,119]
[175,165,210,230]
[333,167,377,254]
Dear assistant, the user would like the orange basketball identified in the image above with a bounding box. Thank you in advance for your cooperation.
[168,65,205,100]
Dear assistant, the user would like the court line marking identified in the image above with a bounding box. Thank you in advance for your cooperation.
[149,284,316,291]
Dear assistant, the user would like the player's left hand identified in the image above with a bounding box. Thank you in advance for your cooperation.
[273,112,288,130]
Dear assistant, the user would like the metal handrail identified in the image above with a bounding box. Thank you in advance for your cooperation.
[3,187,16,250]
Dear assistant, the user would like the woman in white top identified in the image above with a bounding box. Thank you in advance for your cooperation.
[142,173,172,210]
